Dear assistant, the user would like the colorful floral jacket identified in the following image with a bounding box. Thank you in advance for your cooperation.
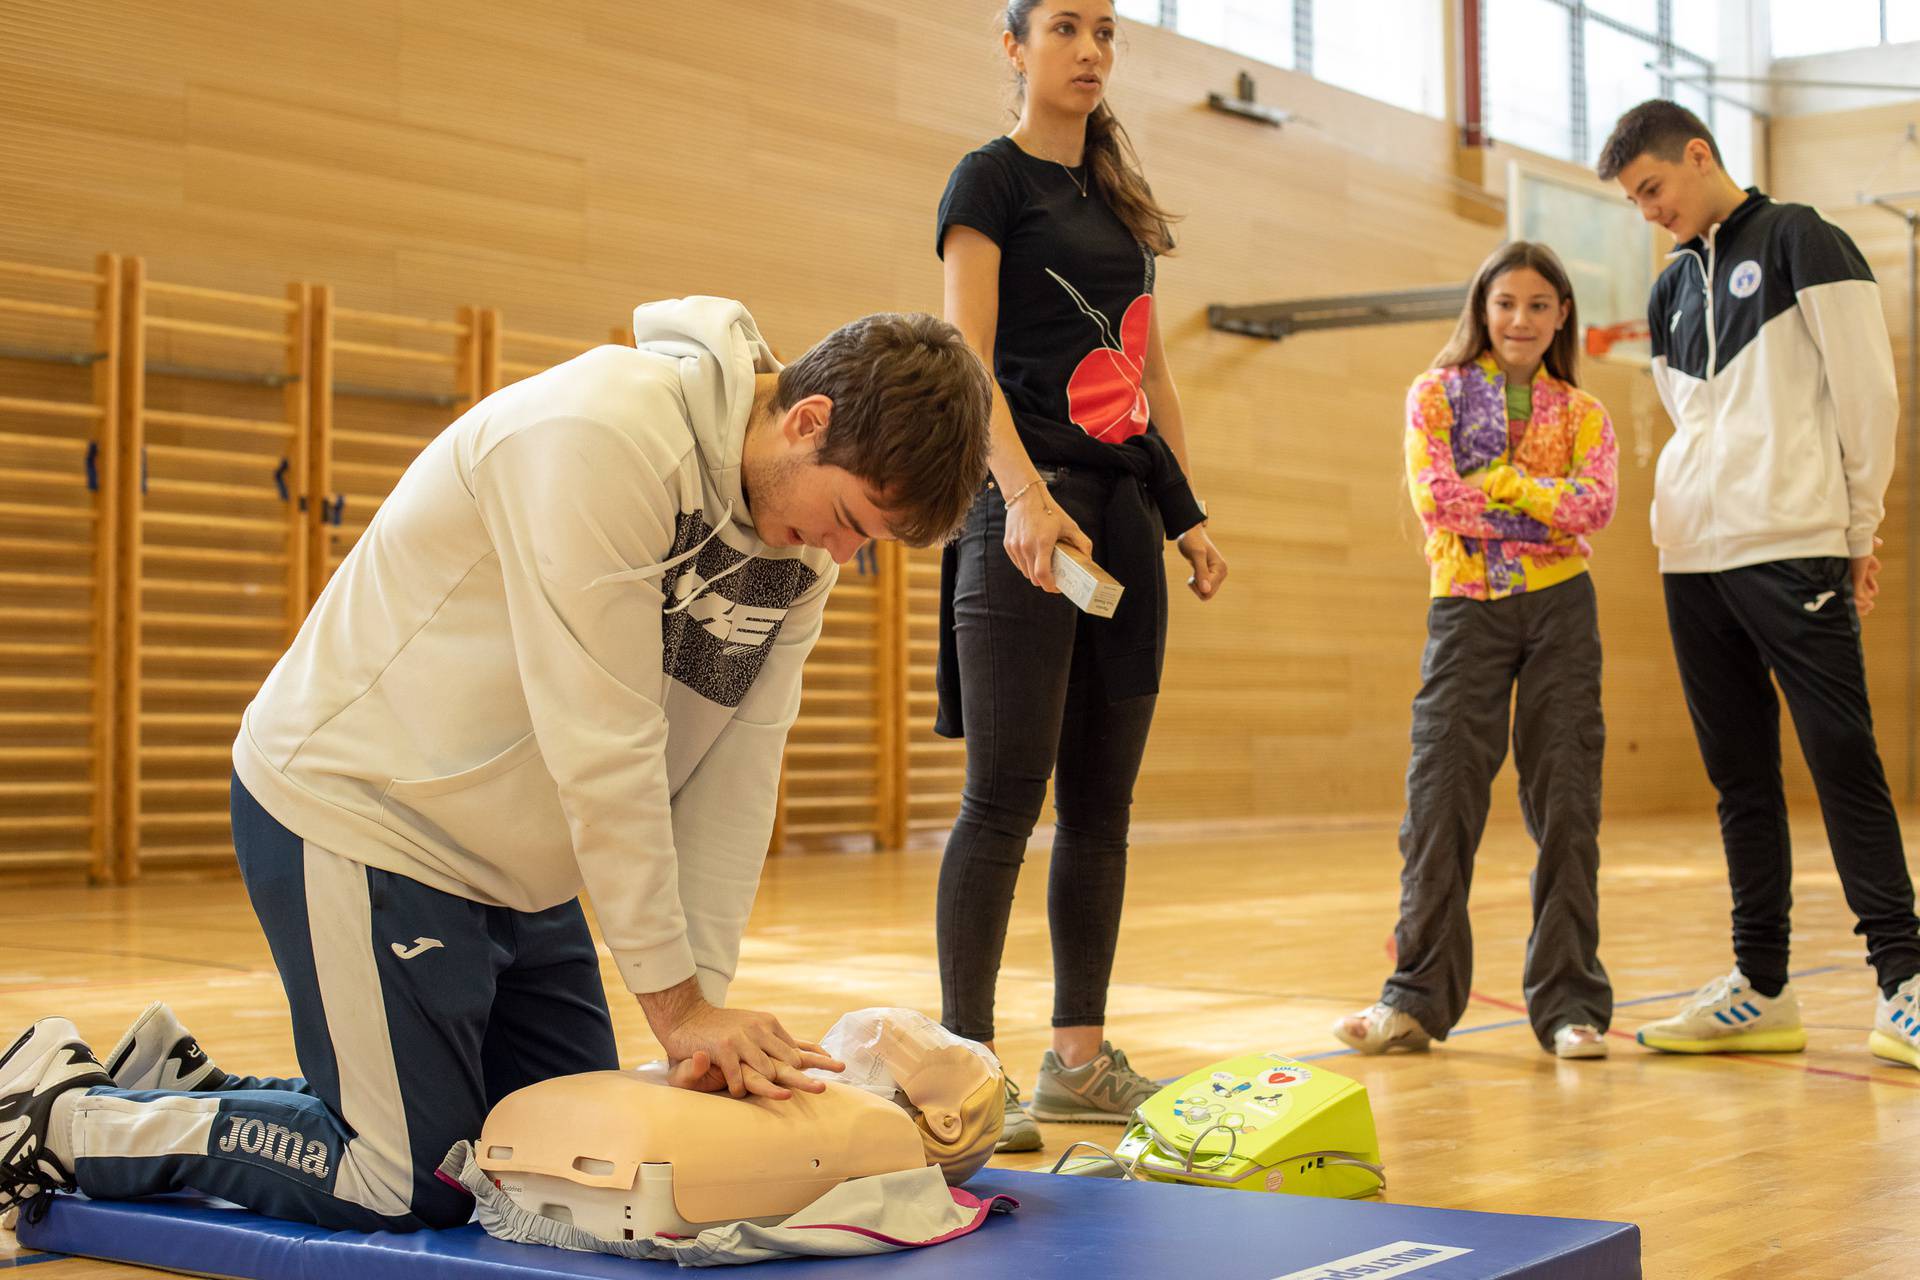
[1405,354,1618,599]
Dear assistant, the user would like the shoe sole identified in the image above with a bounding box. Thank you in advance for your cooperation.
[0,1019,81,1093]
[1553,1042,1609,1059]
[102,1002,217,1092]
[1024,1104,1135,1124]
[1329,1027,1432,1056]
[103,1001,166,1085]
[1868,1030,1920,1069]
[994,1126,1044,1153]
[1636,1028,1807,1054]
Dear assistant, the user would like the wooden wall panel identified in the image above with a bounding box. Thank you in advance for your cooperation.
[4,1,1904,839]
[118,269,309,875]
[314,297,480,588]
[778,554,892,850]
[0,256,117,878]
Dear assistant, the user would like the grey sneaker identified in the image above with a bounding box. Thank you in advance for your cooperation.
[994,1075,1041,1152]
[1027,1042,1159,1123]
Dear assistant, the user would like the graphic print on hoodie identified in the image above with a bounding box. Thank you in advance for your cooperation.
[662,511,820,705]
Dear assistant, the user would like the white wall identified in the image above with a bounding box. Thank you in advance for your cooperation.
[1770,40,1920,116]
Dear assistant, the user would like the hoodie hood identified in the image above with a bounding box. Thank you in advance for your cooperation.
[630,297,780,530]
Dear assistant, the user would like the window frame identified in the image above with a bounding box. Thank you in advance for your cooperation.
[1135,2,1742,168]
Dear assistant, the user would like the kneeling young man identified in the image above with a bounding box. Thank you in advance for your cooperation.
[0,300,991,1229]
[1598,101,1920,1070]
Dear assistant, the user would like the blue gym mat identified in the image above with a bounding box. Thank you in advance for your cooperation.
[15,1170,1639,1278]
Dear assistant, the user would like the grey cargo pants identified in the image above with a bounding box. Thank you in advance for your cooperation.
[1380,572,1613,1047]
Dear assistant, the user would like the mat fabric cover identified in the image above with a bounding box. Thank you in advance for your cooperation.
[441,1143,1016,1267]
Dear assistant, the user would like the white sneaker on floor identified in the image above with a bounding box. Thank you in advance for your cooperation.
[1552,1023,1608,1058]
[1636,969,1806,1054]
[1331,1003,1431,1055]
[0,1018,111,1227]
[1870,973,1920,1070]
[104,1002,222,1092]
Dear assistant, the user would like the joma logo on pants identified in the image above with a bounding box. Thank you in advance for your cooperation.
[217,1116,331,1178]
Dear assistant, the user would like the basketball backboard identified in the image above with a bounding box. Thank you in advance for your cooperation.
[1507,160,1658,366]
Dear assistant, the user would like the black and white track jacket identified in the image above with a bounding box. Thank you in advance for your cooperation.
[1647,188,1898,572]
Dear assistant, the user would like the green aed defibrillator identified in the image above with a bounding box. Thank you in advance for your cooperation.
[1053,1052,1385,1199]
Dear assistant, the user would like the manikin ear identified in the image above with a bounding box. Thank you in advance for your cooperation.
[778,394,833,450]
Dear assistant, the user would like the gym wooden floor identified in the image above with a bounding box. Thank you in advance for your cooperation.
[4,812,1917,1278]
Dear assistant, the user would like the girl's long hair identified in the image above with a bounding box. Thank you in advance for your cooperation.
[1433,241,1581,385]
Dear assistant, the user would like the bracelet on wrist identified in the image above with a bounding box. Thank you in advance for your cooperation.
[1002,478,1040,508]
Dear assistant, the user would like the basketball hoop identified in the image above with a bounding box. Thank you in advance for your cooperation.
[1584,320,1650,358]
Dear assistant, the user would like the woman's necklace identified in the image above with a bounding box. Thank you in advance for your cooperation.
[1059,161,1088,198]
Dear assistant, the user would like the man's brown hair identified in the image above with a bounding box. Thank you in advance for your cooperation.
[776,312,991,547]
[1596,99,1724,182]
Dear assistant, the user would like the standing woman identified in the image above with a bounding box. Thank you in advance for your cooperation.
[934,0,1227,1152]
[1334,242,1618,1060]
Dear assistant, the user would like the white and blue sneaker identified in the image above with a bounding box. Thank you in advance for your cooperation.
[104,1002,222,1093]
[1870,974,1920,1071]
[1636,969,1806,1054]
[0,1018,110,1227]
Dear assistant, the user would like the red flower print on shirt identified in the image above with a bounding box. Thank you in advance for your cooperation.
[1048,268,1152,443]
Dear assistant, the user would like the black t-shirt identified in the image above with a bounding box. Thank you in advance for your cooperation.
[936,135,1160,467]
[931,136,1203,736]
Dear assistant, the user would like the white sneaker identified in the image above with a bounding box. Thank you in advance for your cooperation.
[103,1002,223,1092]
[1870,973,1920,1070]
[1551,1024,1608,1059]
[1637,969,1806,1054]
[1331,1003,1432,1055]
[0,1018,111,1226]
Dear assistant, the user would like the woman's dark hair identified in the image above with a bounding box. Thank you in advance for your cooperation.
[1004,1,1177,254]
[1433,241,1581,386]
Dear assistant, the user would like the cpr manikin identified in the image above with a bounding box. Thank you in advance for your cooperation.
[471,1009,1002,1245]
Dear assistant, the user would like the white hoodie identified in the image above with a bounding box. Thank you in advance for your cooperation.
[234,298,836,1004]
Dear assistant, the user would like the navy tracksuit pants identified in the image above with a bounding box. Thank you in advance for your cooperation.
[68,775,618,1230]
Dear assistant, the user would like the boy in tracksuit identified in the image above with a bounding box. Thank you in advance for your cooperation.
[0,301,992,1230]
[1597,100,1920,1071]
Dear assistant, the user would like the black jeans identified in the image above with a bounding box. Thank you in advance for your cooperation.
[1664,558,1920,995]
[936,468,1165,1043]
[1381,573,1612,1046]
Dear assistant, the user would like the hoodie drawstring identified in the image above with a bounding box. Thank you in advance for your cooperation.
[588,502,743,611]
